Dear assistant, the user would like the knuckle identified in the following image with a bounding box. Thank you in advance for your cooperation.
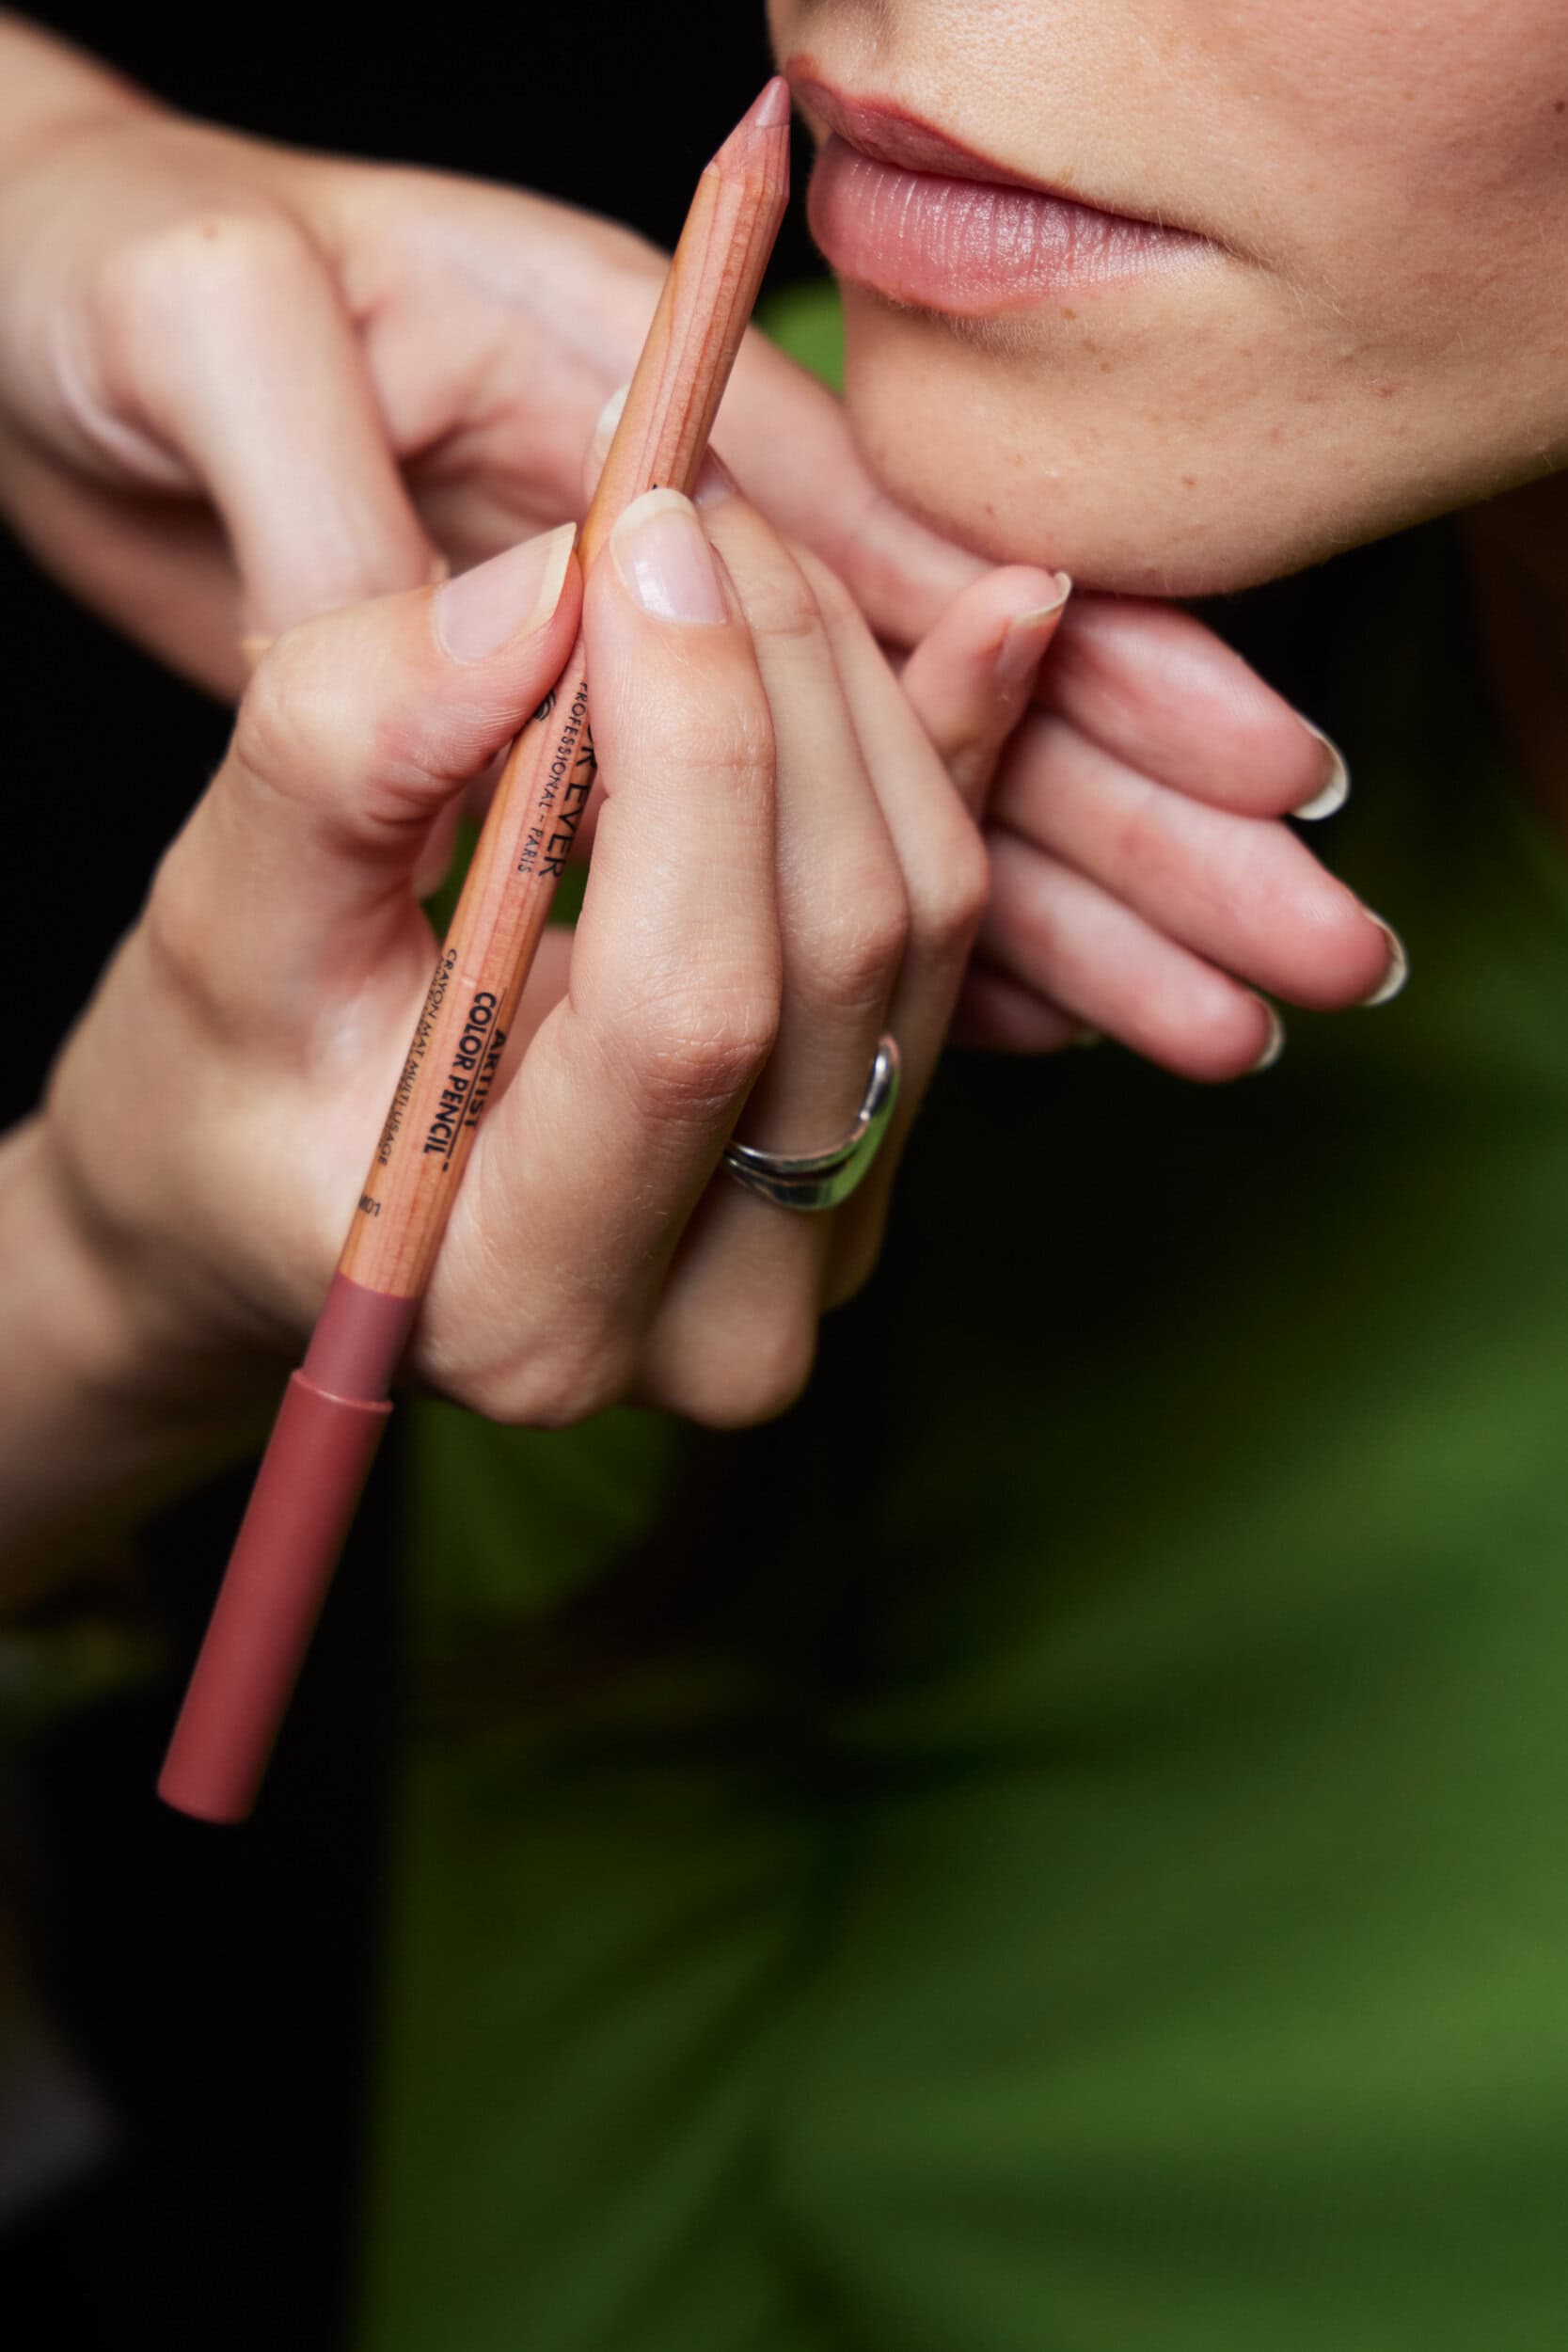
[458,1326,633,1431]
[613,665,775,804]
[1108,775,1172,884]
[794,875,909,1017]
[793,548,862,637]
[616,978,781,1122]
[240,625,455,833]
[102,206,317,338]
[744,557,826,648]
[228,632,336,816]
[140,845,227,1015]
[657,1311,819,1430]
[705,515,825,646]
[231,641,304,782]
[686,696,776,794]
[908,818,992,963]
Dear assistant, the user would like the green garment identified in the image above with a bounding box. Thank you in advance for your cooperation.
[356,287,1568,2350]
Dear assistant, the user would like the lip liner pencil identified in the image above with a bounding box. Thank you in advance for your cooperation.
[159,79,792,1823]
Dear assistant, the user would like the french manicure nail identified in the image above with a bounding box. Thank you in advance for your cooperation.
[1248,1003,1286,1074]
[612,488,728,624]
[1292,720,1351,820]
[589,382,630,476]
[692,448,740,507]
[436,522,577,663]
[1361,919,1409,1007]
[994,574,1072,692]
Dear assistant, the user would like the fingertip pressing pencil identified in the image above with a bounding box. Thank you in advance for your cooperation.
[158,79,792,1823]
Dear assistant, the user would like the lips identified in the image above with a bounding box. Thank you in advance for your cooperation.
[794,72,1214,314]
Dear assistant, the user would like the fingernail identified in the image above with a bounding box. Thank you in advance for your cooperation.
[1361,919,1408,1007]
[693,448,740,508]
[589,383,630,476]
[994,575,1072,693]
[436,522,576,663]
[1292,720,1351,820]
[611,488,728,624]
[1247,1003,1286,1074]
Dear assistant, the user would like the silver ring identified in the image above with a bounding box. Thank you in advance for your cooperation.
[721,1035,901,1212]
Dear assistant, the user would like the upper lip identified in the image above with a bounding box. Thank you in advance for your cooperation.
[788,67,1173,230]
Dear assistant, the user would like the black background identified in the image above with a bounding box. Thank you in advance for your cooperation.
[6,7,807,2344]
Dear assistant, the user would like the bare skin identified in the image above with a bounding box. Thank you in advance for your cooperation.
[0,13,1396,1073]
[770,0,1568,839]
[0,13,1412,1600]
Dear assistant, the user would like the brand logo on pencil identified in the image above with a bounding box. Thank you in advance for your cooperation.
[519,689,595,880]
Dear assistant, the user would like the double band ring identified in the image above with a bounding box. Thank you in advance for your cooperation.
[721,1035,901,1213]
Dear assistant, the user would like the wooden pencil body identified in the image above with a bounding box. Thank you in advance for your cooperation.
[338,661,593,1296]
[340,110,787,1300]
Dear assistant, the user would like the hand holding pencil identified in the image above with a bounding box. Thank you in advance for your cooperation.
[10,75,1372,1799]
[139,83,1063,1818]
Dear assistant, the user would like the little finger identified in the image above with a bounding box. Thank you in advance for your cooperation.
[981,833,1282,1083]
[992,711,1400,1009]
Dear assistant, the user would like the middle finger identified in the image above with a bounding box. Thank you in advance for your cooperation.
[636,485,910,1411]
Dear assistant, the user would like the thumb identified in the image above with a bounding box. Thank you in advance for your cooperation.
[181,524,580,984]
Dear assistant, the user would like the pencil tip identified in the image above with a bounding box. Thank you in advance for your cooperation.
[746,75,793,133]
[709,77,793,182]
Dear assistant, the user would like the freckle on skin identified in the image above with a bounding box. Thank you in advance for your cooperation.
[1181,474,1198,488]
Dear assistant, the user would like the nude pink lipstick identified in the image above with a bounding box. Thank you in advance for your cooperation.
[795,74,1214,314]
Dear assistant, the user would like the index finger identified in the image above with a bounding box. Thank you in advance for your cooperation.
[118,207,436,638]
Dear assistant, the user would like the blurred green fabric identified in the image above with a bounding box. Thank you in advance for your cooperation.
[357,284,1568,2349]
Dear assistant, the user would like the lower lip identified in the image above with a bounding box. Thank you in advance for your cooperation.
[808,136,1210,314]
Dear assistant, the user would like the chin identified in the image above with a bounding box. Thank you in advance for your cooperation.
[836,286,1468,602]
[846,420,1287,600]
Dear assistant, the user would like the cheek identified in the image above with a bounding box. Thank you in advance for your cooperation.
[1175,0,1568,376]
